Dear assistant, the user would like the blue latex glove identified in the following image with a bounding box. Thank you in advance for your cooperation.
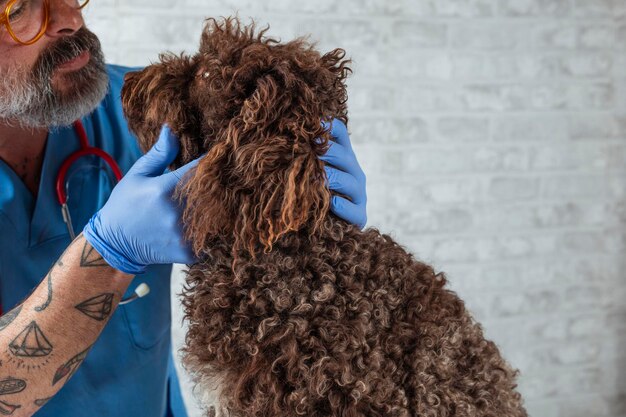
[321,119,367,229]
[83,126,198,275]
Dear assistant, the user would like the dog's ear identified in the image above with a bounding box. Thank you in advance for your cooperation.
[179,75,338,257]
[121,54,202,168]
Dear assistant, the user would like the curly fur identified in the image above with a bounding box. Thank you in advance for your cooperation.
[121,17,527,417]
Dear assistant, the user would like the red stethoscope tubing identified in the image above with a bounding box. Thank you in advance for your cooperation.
[55,120,123,206]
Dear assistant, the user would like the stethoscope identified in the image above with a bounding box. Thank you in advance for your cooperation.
[55,120,150,305]
[56,120,123,241]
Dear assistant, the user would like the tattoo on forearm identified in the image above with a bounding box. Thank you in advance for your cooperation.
[80,241,108,268]
[55,233,84,268]
[0,306,22,332]
[0,377,26,395]
[0,400,20,415]
[56,247,68,268]
[75,293,114,321]
[34,397,52,407]
[34,271,53,312]
[9,321,53,357]
[52,346,91,386]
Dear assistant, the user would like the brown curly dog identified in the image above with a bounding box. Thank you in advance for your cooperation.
[121,17,527,417]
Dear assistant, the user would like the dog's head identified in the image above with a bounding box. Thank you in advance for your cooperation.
[122,17,351,256]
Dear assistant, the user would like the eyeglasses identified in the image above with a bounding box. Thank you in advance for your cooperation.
[1,0,89,46]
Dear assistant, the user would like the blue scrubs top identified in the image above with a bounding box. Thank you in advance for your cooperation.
[0,65,188,417]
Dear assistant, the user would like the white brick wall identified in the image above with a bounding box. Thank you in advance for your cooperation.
[84,1,626,416]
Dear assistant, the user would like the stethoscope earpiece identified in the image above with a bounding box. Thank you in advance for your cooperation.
[119,283,151,305]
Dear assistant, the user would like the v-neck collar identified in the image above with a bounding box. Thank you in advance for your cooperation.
[0,123,80,248]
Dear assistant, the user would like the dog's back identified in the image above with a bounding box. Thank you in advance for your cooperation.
[182,217,527,417]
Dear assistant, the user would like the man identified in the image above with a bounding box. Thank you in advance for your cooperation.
[0,1,367,416]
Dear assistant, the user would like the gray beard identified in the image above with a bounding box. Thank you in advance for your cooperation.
[0,28,109,128]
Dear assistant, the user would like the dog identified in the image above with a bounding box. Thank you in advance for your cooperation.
[121,17,527,417]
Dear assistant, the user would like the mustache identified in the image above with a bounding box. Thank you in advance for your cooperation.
[32,27,102,78]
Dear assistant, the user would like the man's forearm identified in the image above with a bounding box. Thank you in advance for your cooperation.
[0,234,133,416]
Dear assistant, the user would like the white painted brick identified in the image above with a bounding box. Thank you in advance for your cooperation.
[498,0,571,17]
[579,24,616,49]
[395,85,464,113]
[461,84,529,111]
[392,0,496,17]
[381,207,474,234]
[184,0,256,12]
[617,23,626,52]
[117,15,201,46]
[445,264,524,291]
[557,395,612,417]
[568,314,610,339]
[529,82,614,110]
[519,258,611,288]
[616,0,626,18]
[493,114,569,141]
[518,367,605,400]
[349,48,389,78]
[474,146,529,171]
[387,51,452,80]
[397,145,527,175]
[528,143,617,170]
[347,83,395,113]
[451,53,564,81]
[390,21,448,48]
[573,0,616,17]
[489,177,539,201]
[560,53,613,78]
[430,234,558,263]
[259,0,337,14]
[532,23,578,49]
[419,178,484,204]
[547,341,603,366]
[348,116,430,144]
[491,288,560,317]
[525,400,560,417]
[475,202,612,231]
[541,174,607,199]
[436,116,491,141]
[569,113,626,139]
[296,19,387,50]
[525,316,570,342]
[450,23,527,50]
[562,285,613,311]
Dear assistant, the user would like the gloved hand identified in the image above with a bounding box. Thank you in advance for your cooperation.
[83,126,198,275]
[321,119,367,229]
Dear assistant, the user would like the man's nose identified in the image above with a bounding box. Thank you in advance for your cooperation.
[46,0,84,37]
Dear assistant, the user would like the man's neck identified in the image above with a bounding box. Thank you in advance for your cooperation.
[0,121,49,196]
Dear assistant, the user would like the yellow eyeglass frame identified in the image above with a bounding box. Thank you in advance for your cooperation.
[1,0,90,46]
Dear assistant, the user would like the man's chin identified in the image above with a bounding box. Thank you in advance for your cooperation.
[51,71,85,97]
[24,64,109,128]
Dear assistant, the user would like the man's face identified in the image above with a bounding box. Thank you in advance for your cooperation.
[0,0,108,128]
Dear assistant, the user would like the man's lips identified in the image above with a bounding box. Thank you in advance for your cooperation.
[56,50,91,72]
